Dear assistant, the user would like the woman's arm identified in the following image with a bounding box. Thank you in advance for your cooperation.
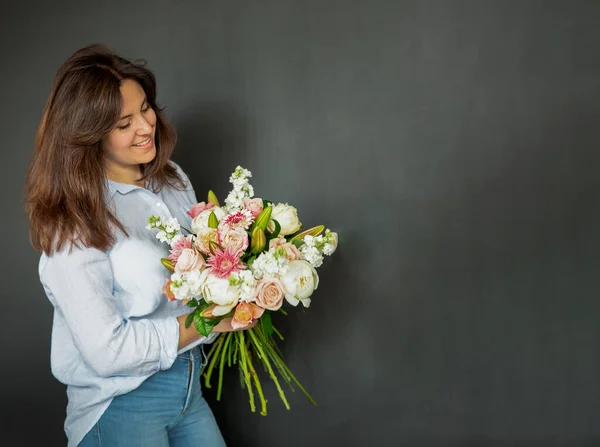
[40,245,245,379]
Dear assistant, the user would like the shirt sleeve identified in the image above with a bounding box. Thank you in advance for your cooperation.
[40,245,181,378]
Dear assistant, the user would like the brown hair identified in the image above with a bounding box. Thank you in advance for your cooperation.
[26,44,183,255]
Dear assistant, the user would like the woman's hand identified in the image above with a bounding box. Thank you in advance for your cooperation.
[212,317,257,333]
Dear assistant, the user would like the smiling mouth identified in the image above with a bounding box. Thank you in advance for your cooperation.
[132,137,152,147]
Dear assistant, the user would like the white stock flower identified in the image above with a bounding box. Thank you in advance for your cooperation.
[169,270,204,301]
[250,251,289,280]
[280,260,319,308]
[230,270,258,302]
[300,244,324,268]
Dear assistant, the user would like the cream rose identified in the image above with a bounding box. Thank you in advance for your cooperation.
[269,203,302,236]
[174,248,205,273]
[199,270,240,316]
[191,206,226,233]
[281,260,319,308]
[194,227,219,254]
[254,277,286,311]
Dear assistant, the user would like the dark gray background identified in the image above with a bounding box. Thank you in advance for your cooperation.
[2,1,600,446]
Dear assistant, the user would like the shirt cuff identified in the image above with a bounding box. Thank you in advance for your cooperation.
[158,317,180,371]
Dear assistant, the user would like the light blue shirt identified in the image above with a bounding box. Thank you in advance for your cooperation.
[38,162,218,447]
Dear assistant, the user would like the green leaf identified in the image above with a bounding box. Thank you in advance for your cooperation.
[262,199,273,209]
[269,219,281,239]
[278,308,289,316]
[187,298,199,307]
[261,311,273,337]
[185,311,195,328]
[194,311,220,337]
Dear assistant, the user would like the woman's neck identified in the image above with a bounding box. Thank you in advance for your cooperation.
[105,163,144,187]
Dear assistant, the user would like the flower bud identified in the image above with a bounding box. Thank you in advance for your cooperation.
[207,211,219,229]
[161,257,175,272]
[251,227,266,254]
[207,190,221,207]
[289,225,325,242]
[253,206,272,231]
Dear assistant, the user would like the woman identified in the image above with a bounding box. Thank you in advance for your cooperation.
[26,44,248,447]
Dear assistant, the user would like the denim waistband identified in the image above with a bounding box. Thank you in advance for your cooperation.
[177,345,205,365]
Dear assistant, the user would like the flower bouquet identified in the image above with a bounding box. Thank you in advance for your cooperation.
[147,166,338,414]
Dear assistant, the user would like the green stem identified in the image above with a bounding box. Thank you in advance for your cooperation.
[217,332,233,401]
[248,328,290,410]
[238,331,256,412]
[233,335,239,365]
[203,334,225,389]
[245,348,268,416]
[267,345,317,406]
[272,326,284,340]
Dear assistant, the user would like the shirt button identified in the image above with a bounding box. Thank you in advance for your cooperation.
[156,202,161,207]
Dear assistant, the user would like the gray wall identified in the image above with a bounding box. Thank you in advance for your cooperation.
[2,1,600,446]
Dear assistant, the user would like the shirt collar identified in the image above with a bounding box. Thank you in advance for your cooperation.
[105,178,145,200]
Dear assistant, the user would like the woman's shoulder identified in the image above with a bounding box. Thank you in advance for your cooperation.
[166,160,193,191]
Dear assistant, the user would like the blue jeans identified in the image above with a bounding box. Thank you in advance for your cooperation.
[79,346,226,447]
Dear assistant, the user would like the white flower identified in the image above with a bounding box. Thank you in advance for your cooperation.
[269,203,302,236]
[250,251,289,280]
[280,260,319,308]
[169,270,204,301]
[300,244,324,268]
[191,207,226,233]
[230,270,258,302]
[199,270,240,316]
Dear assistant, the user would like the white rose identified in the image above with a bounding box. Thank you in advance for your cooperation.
[280,260,319,308]
[199,269,240,316]
[191,206,226,233]
[269,203,302,236]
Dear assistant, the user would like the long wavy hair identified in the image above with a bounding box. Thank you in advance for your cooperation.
[26,44,183,255]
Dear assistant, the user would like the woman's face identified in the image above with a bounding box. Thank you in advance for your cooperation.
[102,79,157,179]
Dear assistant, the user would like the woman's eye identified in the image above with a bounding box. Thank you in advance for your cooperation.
[142,104,151,113]
[118,123,130,130]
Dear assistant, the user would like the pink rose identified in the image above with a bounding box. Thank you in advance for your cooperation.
[218,227,249,253]
[168,235,194,263]
[254,277,285,311]
[175,248,205,273]
[187,201,214,219]
[243,198,264,218]
[269,237,301,261]
[231,302,264,329]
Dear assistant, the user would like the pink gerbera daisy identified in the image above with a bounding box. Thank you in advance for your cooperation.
[168,235,194,263]
[206,246,246,278]
[219,210,254,231]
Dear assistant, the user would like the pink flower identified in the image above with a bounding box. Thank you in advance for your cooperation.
[218,210,254,232]
[187,201,214,219]
[175,248,205,273]
[218,227,249,253]
[269,237,302,261]
[231,302,264,329]
[206,246,246,279]
[254,277,285,311]
[243,198,264,218]
[168,236,194,263]
[162,278,177,302]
